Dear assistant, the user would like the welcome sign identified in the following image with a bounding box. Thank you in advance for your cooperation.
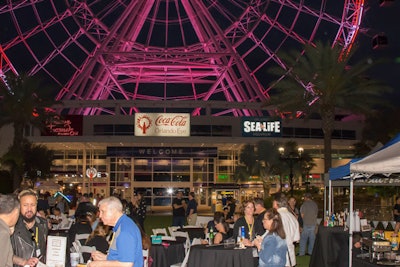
[241,117,282,137]
[134,113,190,137]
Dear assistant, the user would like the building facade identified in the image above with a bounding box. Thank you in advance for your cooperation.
[6,105,361,211]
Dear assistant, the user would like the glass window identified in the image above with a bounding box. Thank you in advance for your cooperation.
[153,187,171,196]
[134,158,152,172]
[114,124,134,135]
[193,173,207,182]
[172,173,190,182]
[193,158,207,172]
[191,125,212,136]
[172,159,190,172]
[134,188,152,197]
[113,158,131,171]
[282,127,294,137]
[134,173,152,181]
[211,125,232,136]
[310,128,324,138]
[153,158,171,172]
[94,124,114,135]
[154,172,171,181]
[153,197,172,206]
[294,127,309,138]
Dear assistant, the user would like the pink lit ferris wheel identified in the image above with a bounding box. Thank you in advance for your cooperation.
[0,0,364,116]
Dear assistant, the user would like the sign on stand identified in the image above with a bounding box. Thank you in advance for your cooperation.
[46,235,67,267]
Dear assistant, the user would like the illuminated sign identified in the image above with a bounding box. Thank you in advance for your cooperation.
[134,113,190,137]
[42,115,83,136]
[241,117,281,137]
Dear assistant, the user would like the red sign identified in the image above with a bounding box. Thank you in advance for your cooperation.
[42,115,83,136]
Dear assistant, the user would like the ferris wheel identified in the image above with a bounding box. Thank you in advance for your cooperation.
[0,0,364,116]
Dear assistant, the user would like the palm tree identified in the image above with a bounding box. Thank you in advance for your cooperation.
[234,141,280,197]
[0,73,59,190]
[267,41,392,172]
[234,140,315,197]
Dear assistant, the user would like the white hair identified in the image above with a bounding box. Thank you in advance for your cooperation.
[98,196,123,212]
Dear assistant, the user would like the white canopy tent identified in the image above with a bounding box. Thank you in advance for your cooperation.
[328,133,400,267]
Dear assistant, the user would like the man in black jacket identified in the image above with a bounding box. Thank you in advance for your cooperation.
[11,189,48,267]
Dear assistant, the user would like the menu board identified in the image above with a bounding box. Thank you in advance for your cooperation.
[46,235,67,267]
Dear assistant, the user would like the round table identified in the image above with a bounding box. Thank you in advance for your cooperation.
[187,244,257,267]
[150,237,186,267]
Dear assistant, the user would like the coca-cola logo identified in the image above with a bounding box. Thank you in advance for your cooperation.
[136,115,152,134]
[155,115,187,126]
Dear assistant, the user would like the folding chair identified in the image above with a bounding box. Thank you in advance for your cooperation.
[171,231,190,254]
[168,226,181,236]
[170,247,190,267]
[152,228,169,236]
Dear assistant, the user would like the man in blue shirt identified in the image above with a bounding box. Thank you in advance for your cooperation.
[186,192,198,225]
[89,196,143,267]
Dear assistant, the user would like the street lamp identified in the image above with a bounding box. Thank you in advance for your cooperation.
[278,146,303,196]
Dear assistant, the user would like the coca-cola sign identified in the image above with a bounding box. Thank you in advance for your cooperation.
[134,113,190,137]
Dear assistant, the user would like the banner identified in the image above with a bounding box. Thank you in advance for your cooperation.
[241,117,281,137]
[134,113,190,137]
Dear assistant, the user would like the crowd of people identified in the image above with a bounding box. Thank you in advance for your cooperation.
[0,189,149,267]
[0,188,319,267]
[194,193,318,267]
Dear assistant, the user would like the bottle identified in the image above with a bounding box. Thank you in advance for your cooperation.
[324,211,329,227]
[391,234,398,251]
[209,227,214,245]
[240,226,245,239]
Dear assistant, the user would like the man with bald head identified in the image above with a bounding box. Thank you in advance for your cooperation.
[88,196,143,267]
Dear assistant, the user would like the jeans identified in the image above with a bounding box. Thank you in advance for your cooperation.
[299,225,316,255]
[172,216,185,227]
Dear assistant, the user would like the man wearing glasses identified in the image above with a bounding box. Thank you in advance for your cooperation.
[11,189,48,267]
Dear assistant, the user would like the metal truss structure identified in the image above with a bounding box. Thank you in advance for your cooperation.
[0,0,364,116]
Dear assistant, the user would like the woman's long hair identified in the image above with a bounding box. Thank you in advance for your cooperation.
[214,213,229,233]
[265,208,286,239]
[86,222,109,244]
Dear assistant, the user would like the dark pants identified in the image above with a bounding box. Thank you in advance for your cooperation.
[172,216,185,227]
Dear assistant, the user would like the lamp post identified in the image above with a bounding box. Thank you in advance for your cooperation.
[279,146,303,196]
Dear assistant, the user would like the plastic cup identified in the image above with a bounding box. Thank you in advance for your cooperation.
[70,252,80,267]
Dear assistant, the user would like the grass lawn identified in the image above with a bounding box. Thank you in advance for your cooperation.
[145,214,310,266]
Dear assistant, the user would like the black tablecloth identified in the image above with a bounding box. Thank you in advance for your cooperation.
[188,244,257,267]
[178,227,205,239]
[150,237,186,267]
[309,225,350,267]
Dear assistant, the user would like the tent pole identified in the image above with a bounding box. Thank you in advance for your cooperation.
[349,178,354,267]
[328,179,332,215]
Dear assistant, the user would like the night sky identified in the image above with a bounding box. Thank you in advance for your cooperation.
[355,1,400,103]
[0,1,399,110]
